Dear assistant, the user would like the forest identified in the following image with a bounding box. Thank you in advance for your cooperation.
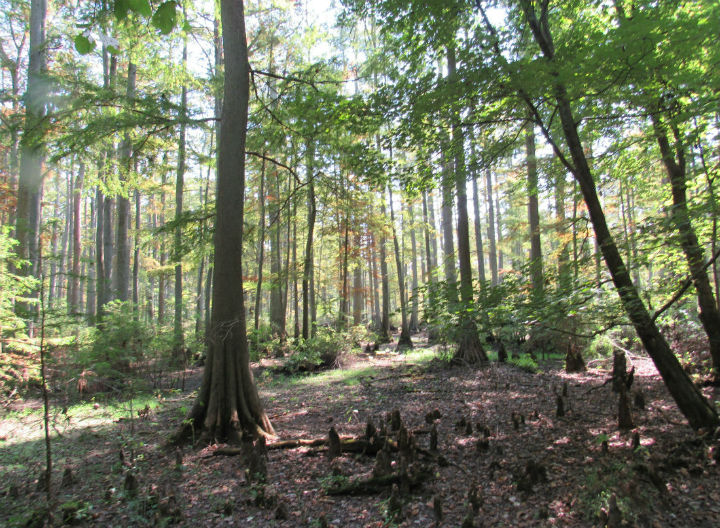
[1,0,720,526]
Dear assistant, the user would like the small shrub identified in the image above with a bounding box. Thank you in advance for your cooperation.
[586,335,614,360]
[74,301,153,396]
[509,355,539,373]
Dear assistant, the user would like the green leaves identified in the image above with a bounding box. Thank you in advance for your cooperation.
[151,2,178,35]
[129,0,152,18]
[74,35,95,55]
[115,0,153,20]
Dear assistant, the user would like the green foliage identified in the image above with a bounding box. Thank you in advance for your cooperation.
[587,335,614,360]
[75,301,152,394]
[508,355,539,373]
[60,500,93,525]
[151,2,177,35]
[73,34,95,55]
[0,228,35,336]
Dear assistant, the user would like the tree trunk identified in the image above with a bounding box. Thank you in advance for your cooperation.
[174,45,187,348]
[48,173,60,310]
[526,121,543,299]
[378,193,392,343]
[69,162,84,314]
[409,203,420,331]
[472,172,486,285]
[370,236,381,329]
[95,185,105,322]
[158,169,167,324]
[103,194,114,302]
[652,114,720,378]
[485,168,498,285]
[179,0,273,443]
[254,155,266,331]
[302,141,316,340]
[520,1,718,430]
[440,136,458,305]
[448,45,487,364]
[14,0,48,333]
[353,231,363,326]
[388,186,413,350]
[292,192,300,338]
[115,62,135,303]
[132,189,140,312]
[554,170,571,290]
[269,170,285,337]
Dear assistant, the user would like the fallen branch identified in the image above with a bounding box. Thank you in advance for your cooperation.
[326,469,430,496]
[210,436,389,457]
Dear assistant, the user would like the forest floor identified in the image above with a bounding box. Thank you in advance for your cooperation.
[1,333,720,527]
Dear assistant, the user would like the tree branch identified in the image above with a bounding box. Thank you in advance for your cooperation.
[652,246,720,322]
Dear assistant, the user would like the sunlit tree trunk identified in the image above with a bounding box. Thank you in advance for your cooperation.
[178,0,273,443]
[14,0,48,333]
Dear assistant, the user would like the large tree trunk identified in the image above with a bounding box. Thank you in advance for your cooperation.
[440,137,458,305]
[115,62,135,303]
[526,121,543,299]
[179,0,272,443]
[269,171,286,337]
[520,1,718,430]
[14,0,48,333]
[448,45,487,364]
[388,186,413,350]
[651,115,720,377]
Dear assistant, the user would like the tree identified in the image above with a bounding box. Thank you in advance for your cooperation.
[526,120,543,299]
[448,44,487,364]
[178,0,273,442]
[14,0,47,333]
[503,0,718,430]
[387,184,412,350]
